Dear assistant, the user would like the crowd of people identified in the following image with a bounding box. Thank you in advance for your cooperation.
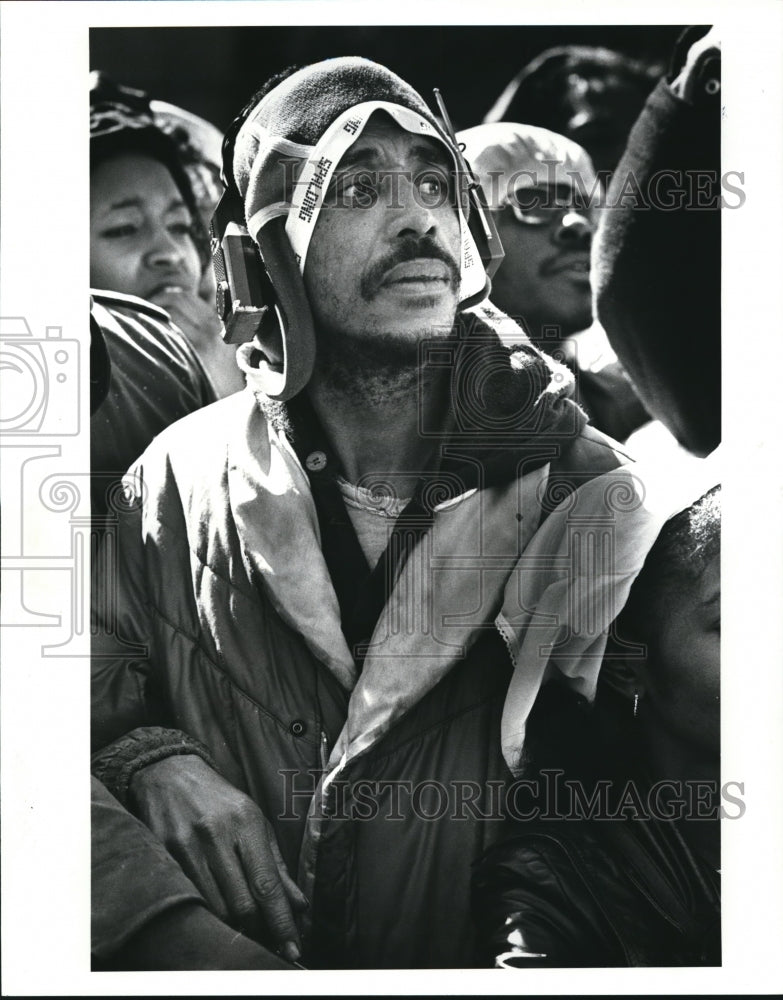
[89,28,722,970]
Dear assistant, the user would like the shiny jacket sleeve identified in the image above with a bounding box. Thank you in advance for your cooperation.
[472,833,623,967]
[91,452,220,795]
[91,463,164,751]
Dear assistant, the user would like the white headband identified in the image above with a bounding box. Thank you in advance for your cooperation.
[248,101,487,305]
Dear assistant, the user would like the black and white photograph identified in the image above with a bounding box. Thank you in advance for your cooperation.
[1,1,782,995]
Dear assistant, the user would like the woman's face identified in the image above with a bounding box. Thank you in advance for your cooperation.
[90,152,202,301]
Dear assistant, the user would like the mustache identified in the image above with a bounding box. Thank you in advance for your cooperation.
[361,236,461,300]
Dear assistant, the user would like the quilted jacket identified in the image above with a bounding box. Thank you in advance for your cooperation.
[472,813,721,967]
[91,319,633,968]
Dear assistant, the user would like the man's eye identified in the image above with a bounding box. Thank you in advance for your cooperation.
[334,172,378,206]
[416,173,449,204]
[168,221,194,237]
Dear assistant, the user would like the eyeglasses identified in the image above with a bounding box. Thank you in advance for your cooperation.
[504,189,594,227]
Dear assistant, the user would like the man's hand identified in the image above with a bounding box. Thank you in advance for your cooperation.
[149,287,222,351]
[129,754,308,964]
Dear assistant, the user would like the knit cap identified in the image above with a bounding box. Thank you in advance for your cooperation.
[457,122,597,212]
[232,57,488,308]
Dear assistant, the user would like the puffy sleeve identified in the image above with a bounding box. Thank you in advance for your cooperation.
[471,832,620,967]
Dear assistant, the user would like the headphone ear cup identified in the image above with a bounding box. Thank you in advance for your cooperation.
[253,217,317,401]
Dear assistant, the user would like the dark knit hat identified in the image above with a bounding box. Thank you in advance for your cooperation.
[232,57,488,307]
[89,71,209,268]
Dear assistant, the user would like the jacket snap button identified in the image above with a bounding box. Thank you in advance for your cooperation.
[305,451,327,472]
[290,719,307,737]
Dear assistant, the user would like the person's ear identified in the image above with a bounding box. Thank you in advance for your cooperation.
[598,653,648,702]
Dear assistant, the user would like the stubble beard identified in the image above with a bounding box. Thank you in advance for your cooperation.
[314,319,455,408]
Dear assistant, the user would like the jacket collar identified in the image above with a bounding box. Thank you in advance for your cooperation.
[226,393,358,691]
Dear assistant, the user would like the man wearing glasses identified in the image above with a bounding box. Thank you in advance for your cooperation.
[459,122,649,442]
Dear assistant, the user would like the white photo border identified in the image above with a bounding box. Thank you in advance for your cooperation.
[1,0,782,995]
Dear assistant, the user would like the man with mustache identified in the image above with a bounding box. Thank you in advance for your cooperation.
[91,58,634,970]
[459,122,649,442]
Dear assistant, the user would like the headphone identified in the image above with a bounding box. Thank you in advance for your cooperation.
[210,88,504,402]
[210,105,317,401]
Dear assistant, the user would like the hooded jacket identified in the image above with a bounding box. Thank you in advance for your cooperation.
[90,303,637,969]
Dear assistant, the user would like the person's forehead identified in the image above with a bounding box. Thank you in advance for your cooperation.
[92,154,185,208]
[336,115,451,170]
[94,152,177,187]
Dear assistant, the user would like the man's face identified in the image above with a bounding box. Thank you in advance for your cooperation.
[644,553,721,761]
[488,183,595,341]
[302,116,462,357]
[90,153,202,301]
